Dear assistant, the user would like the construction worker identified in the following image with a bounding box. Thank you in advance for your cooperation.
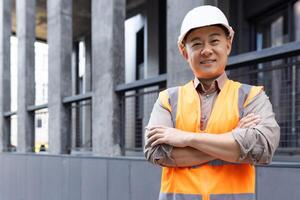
[144,5,280,200]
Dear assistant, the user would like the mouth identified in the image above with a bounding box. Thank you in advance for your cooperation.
[200,59,216,64]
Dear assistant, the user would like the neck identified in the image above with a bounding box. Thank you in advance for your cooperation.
[198,77,217,90]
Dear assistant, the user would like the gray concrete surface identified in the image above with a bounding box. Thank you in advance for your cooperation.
[91,0,125,155]
[0,0,11,152]
[47,0,73,154]
[16,0,36,153]
[0,153,299,200]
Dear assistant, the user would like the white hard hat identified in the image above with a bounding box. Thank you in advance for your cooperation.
[178,5,234,46]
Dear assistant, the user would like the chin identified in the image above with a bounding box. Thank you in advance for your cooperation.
[195,69,220,79]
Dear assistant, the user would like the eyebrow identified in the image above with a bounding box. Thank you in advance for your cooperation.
[189,33,222,42]
[209,33,222,37]
[190,37,201,42]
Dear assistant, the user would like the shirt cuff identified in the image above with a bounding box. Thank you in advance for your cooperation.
[145,144,174,166]
[232,128,264,163]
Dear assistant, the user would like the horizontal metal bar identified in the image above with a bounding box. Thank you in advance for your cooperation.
[276,147,300,154]
[115,74,167,93]
[227,41,300,68]
[27,104,48,112]
[228,60,300,79]
[3,152,147,161]
[125,147,143,151]
[123,88,162,98]
[3,111,17,117]
[62,92,92,104]
[258,161,300,168]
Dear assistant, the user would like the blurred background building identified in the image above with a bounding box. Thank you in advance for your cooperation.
[0,0,300,199]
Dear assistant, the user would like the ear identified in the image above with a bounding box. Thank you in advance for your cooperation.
[178,43,189,61]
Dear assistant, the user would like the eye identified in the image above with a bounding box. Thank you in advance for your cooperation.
[211,39,219,45]
[192,42,203,47]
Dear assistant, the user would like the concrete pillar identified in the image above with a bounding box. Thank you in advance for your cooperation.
[82,35,92,149]
[0,0,11,152]
[91,0,125,155]
[16,0,36,153]
[166,0,204,87]
[47,0,72,154]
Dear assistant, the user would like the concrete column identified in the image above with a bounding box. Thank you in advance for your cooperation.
[166,0,204,87]
[91,0,125,155]
[0,0,11,152]
[16,0,36,153]
[82,35,92,149]
[47,0,72,154]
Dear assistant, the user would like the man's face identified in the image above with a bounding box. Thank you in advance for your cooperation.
[182,25,232,79]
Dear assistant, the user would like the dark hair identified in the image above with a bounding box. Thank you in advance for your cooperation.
[215,24,230,37]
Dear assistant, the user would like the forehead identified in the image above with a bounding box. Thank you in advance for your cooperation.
[185,25,226,41]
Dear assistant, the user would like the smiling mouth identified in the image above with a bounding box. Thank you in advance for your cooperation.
[200,60,216,64]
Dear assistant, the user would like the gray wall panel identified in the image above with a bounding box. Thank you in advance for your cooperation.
[0,155,4,199]
[61,157,71,200]
[256,167,300,200]
[130,160,161,200]
[15,155,27,200]
[0,154,300,200]
[26,155,41,200]
[41,156,63,200]
[108,159,130,200]
[2,155,10,199]
[81,158,107,200]
[8,155,19,200]
[67,158,81,200]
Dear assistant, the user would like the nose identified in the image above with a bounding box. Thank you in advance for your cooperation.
[200,44,213,57]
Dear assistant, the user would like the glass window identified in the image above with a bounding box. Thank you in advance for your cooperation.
[294,0,300,41]
[255,10,289,49]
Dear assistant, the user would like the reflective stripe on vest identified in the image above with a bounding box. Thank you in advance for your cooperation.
[167,87,179,127]
[159,193,202,200]
[210,193,255,200]
[238,84,252,119]
[208,159,239,166]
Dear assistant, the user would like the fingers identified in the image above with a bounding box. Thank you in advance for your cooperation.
[238,113,261,128]
[146,127,165,138]
[146,125,166,131]
[145,126,169,146]
[151,138,165,146]
[147,133,165,144]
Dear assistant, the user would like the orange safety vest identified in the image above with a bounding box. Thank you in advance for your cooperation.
[158,79,263,200]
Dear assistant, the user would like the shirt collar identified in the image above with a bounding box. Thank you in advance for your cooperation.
[193,72,228,93]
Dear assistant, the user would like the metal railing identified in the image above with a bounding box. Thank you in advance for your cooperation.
[227,41,300,154]
[116,75,167,155]
[2,92,93,153]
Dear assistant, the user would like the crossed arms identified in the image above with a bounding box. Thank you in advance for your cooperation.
[144,91,280,167]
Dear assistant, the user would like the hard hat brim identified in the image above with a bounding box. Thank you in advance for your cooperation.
[177,23,234,46]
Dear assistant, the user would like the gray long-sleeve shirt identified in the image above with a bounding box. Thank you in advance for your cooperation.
[144,74,280,165]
